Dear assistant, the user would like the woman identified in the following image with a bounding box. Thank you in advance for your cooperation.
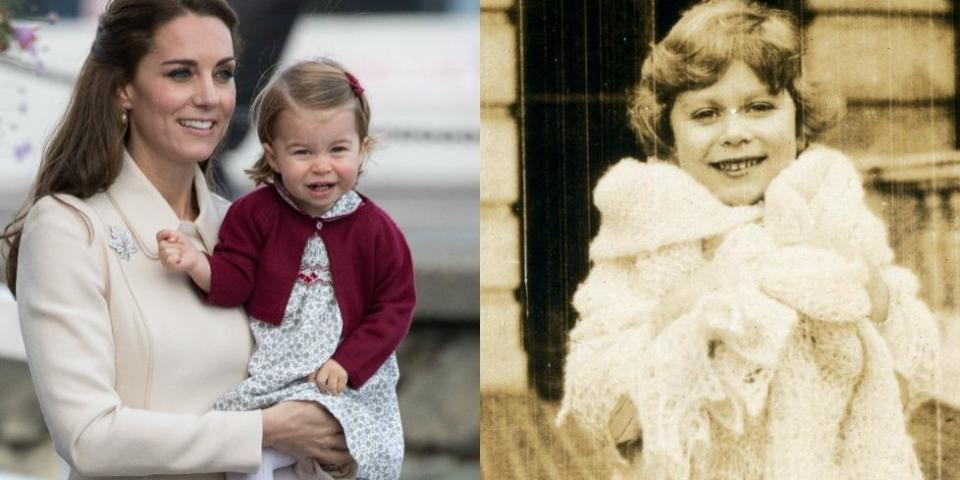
[556,1,939,478]
[2,0,355,477]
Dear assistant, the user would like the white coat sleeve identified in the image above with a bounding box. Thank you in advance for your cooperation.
[557,241,703,446]
[877,265,940,412]
[848,205,940,411]
[16,196,262,476]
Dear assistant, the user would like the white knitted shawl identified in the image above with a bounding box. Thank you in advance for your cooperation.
[557,145,940,480]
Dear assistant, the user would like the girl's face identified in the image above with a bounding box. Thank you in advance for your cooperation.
[119,13,236,171]
[263,104,366,217]
[669,60,798,206]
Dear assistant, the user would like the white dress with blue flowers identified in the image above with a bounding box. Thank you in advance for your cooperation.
[213,190,404,480]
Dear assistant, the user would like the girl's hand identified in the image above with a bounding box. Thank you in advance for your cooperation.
[262,401,355,465]
[865,265,889,325]
[308,360,349,395]
[609,396,643,461]
[156,229,199,272]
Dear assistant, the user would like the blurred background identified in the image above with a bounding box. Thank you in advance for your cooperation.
[481,0,960,477]
[0,0,478,478]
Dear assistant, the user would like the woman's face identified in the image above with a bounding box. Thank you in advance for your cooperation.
[669,60,797,206]
[119,13,236,170]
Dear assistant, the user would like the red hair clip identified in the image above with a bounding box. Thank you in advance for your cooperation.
[344,71,364,97]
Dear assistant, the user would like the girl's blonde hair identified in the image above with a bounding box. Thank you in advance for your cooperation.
[246,58,372,185]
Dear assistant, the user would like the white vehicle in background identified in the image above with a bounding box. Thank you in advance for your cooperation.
[0,13,480,361]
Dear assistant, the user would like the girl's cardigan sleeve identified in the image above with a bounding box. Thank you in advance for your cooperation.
[17,196,262,476]
[207,194,266,307]
[331,210,415,388]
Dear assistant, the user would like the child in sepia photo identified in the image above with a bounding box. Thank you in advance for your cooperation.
[556,0,940,478]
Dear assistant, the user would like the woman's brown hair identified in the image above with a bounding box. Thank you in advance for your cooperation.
[245,58,373,185]
[1,0,240,294]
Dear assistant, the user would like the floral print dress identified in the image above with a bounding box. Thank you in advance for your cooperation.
[214,190,404,480]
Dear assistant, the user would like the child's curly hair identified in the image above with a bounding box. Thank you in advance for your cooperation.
[628,0,843,160]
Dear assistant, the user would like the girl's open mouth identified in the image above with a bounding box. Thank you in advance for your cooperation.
[307,182,335,194]
[710,156,766,176]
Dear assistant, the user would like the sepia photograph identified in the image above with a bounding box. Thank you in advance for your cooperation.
[0,0,478,479]
[482,0,960,478]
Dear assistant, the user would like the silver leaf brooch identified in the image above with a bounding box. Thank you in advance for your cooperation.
[108,225,138,261]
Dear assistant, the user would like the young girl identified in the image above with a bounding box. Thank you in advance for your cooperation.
[157,59,414,480]
[557,1,940,479]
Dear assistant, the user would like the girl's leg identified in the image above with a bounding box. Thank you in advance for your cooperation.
[227,448,298,480]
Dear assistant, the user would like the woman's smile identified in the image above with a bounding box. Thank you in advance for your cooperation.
[120,13,236,169]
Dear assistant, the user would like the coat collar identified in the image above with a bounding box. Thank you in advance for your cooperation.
[106,150,223,257]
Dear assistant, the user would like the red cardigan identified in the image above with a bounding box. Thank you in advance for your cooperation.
[206,186,416,388]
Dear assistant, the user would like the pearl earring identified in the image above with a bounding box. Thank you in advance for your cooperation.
[121,104,131,124]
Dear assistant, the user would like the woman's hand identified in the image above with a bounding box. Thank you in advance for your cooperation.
[262,401,354,465]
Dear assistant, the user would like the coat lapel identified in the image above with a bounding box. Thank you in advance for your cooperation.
[107,151,223,257]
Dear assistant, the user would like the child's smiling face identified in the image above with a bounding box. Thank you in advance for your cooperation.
[263,104,364,216]
[669,60,798,206]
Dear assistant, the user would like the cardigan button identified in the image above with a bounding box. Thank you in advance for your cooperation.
[316,220,323,230]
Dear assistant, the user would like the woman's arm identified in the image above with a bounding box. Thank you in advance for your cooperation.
[262,401,354,465]
[17,197,262,476]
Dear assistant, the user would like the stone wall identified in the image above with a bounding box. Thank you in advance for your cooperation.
[480,0,526,393]
[804,0,955,156]
[800,0,959,305]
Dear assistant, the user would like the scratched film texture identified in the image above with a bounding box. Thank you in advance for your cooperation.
[480,0,960,478]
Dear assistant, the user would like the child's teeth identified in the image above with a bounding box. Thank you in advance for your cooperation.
[717,158,760,172]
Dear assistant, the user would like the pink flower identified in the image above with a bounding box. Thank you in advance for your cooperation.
[14,142,32,162]
[12,24,38,52]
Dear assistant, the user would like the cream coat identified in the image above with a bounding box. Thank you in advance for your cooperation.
[16,153,262,479]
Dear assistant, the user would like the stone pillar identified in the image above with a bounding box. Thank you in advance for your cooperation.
[480,0,526,393]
